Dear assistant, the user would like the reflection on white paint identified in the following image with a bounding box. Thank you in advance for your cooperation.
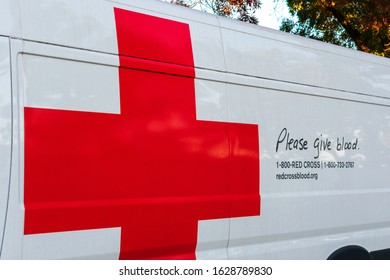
[21,54,120,114]
[23,228,121,260]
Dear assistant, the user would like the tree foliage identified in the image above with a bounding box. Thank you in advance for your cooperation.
[281,0,390,57]
[169,0,262,24]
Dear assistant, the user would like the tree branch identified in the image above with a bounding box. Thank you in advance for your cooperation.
[320,1,367,51]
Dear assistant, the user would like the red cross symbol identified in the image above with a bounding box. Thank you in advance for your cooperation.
[24,8,260,259]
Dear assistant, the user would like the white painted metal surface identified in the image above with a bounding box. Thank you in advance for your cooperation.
[21,44,120,114]
[1,39,25,259]
[19,0,117,55]
[0,0,390,260]
[218,15,390,97]
[22,228,121,259]
[0,0,21,37]
[0,36,12,258]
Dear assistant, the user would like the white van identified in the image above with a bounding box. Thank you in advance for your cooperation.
[1,0,390,260]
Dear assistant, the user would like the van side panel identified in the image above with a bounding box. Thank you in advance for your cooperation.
[0,0,21,37]
[225,81,390,259]
[2,0,390,259]
[0,37,12,257]
[218,16,390,98]
[20,9,260,259]
[18,0,117,55]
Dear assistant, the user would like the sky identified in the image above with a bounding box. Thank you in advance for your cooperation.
[256,0,291,30]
